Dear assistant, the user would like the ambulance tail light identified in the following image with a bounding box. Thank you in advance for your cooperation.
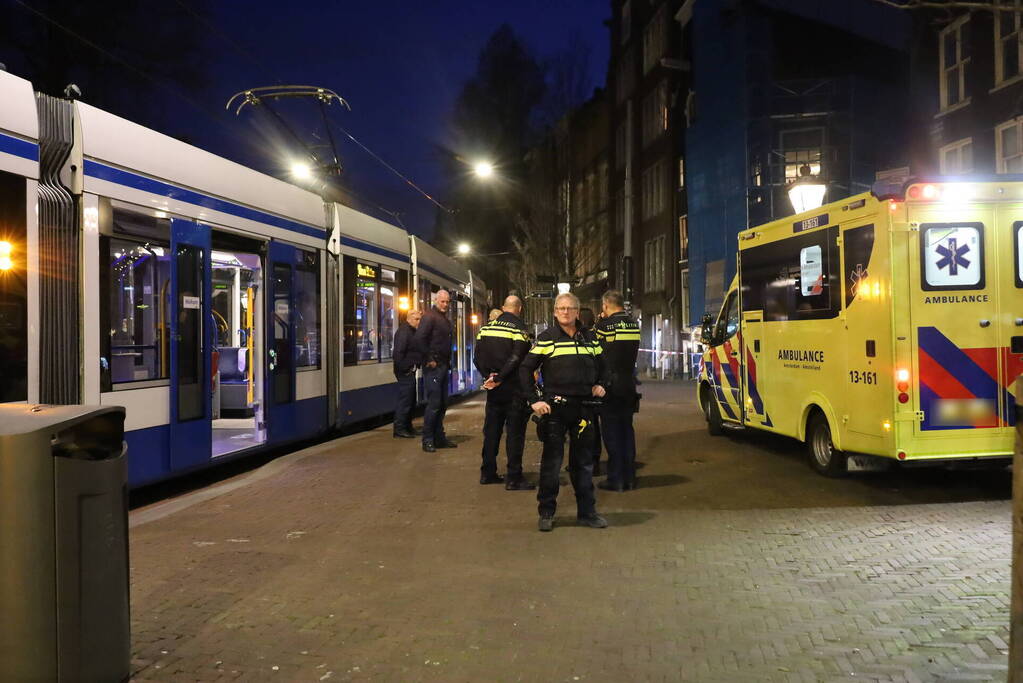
[896,367,910,402]
[908,184,940,200]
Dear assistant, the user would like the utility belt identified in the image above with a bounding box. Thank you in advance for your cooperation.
[530,394,601,440]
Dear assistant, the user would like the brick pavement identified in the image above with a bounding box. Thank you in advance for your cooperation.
[129,380,1013,682]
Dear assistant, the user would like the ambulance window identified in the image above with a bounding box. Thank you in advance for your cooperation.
[715,291,739,341]
[1014,221,1023,288]
[920,222,984,291]
[799,245,823,296]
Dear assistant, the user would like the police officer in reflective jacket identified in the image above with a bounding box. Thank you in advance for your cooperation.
[473,295,535,490]
[519,292,609,532]
[595,289,641,491]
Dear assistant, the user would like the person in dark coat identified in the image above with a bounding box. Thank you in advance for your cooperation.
[473,295,535,489]
[392,309,423,438]
[413,289,456,452]
[519,292,609,532]
[595,289,641,491]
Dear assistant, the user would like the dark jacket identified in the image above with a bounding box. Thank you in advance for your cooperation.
[595,311,640,398]
[473,311,530,391]
[392,321,422,376]
[518,323,608,401]
[413,306,453,366]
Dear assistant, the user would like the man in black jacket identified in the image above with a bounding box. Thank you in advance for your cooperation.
[392,309,423,438]
[595,290,641,491]
[413,289,456,452]
[519,292,609,532]
[473,295,535,490]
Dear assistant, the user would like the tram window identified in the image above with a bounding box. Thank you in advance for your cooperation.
[176,244,204,421]
[102,237,171,389]
[355,262,379,362]
[295,251,320,369]
[379,267,396,361]
[272,263,293,404]
[0,170,27,402]
[920,222,984,291]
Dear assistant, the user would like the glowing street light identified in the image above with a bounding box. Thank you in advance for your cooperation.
[473,161,494,179]
[0,241,13,271]
[290,162,312,180]
[787,163,826,214]
[457,243,471,256]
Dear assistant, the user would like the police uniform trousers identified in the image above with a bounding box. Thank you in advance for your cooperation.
[422,364,449,445]
[601,395,637,486]
[393,371,417,433]
[480,383,527,479]
[537,399,598,518]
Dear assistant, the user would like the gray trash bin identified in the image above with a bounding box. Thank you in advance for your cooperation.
[0,404,129,683]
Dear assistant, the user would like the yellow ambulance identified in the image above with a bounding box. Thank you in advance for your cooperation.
[698,178,1023,475]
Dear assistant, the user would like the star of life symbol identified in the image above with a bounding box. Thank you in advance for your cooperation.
[935,238,970,276]
[849,263,867,297]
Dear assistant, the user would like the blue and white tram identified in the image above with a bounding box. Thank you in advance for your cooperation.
[0,70,486,487]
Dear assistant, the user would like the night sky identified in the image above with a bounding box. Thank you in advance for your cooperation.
[180,1,611,238]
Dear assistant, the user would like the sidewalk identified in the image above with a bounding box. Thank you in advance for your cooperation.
[129,381,1012,682]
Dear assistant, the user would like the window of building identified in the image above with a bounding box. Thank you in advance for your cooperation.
[678,157,685,188]
[616,50,635,104]
[101,212,172,389]
[781,128,824,181]
[615,186,626,235]
[599,162,609,210]
[997,118,1023,172]
[940,15,970,109]
[295,250,320,369]
[642,6,666,73]
[996,1,1023,85]
[641,161,666,220]
[0,170,27,402]
[621,0,631,44]
[641,83,668,147]
[939,138,974,174]
[615,122,627,169]
[921,223,985,291]
[644,234,666,292]
[679,215,688,264]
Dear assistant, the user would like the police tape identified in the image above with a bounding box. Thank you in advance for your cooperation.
[638,348,689,355]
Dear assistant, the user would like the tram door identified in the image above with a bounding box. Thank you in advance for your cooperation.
[265,241,297,443]
[169,219,212,470]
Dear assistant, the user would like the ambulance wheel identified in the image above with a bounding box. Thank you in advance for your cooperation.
[702,390,723,436]
[807,412,847,477]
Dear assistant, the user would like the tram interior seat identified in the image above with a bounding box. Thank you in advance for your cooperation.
[219,346,253,417]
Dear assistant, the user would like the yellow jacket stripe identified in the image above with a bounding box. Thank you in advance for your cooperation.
[476,327,529,342]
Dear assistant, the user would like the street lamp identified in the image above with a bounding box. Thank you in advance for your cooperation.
[457,242,471,256]
[787,163,826,214]
[290,161,312,180]
[473,161,494,179]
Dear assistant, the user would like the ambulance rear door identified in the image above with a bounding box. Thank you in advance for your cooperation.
[908,203,1005,450]
[997,204,1023,426]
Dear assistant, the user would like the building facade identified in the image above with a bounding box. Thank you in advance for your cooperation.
[608,0,690,377]
[905,1,1023,177]
[682,0,910,336]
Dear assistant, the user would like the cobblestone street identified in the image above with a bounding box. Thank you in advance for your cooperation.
[129,380,1013,682]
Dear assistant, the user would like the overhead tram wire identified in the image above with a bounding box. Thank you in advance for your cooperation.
[328,119,452,213]
[10,0,244,143]
[167,0,448,218]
